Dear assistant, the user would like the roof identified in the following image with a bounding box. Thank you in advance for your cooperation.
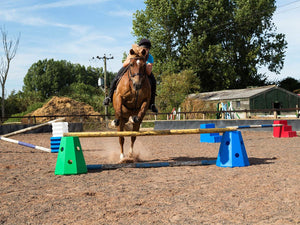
[188,85,280,101]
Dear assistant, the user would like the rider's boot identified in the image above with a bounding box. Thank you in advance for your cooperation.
[148,73,158,113]
[103,67,127,106]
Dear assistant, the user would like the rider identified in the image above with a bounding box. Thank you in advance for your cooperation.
[103,38,158,113]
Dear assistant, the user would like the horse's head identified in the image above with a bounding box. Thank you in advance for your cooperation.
[128,47,147,91]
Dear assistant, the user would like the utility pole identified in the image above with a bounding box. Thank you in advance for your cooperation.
[94,54,113,122]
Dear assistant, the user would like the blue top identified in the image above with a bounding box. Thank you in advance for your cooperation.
[147,53,154,64]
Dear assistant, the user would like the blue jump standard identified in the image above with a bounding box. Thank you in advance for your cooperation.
[216,130,250,167]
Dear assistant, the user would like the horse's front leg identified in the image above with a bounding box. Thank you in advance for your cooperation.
[118,120,126,160]
[130,100,149,124]
[119,136,125,160]
[129,136,136,158]
[112,93,126,160]
[129,122,140,158]
[112,94,122,127]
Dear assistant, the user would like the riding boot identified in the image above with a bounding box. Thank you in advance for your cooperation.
[148,73,158,113]
[103,66,127,105]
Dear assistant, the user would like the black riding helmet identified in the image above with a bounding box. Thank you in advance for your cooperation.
[138,38,151,49]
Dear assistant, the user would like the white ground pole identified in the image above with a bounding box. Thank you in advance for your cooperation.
[0,118,65,152]
[2,118,65,137]
[0,136,51,152]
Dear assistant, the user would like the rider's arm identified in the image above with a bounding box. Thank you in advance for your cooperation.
[123,54,131,67]
[146,63,153,76]
[146,54,154,76]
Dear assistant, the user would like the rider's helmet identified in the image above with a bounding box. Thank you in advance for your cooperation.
[138,38,151,49]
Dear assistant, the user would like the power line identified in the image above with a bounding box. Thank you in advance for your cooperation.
[276,0,300,14]
[277,0,300,9]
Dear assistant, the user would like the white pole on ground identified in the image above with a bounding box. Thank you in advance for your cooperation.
[2,118,65,137]
[0,136,51,152]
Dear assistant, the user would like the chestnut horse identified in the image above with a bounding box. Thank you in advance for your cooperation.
[111,47,151,160]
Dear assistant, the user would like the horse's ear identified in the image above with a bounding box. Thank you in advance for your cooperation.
[141,49,146,56]
[130,49,135,55]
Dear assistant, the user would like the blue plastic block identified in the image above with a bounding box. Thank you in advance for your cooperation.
[51,142,61,146]
[51,137,62,141]
[200,123,215,129]
[50,137,62,153]
[200,134,214,143]
[216,131,249,167]
[200,124,222,143]
[51,145,60,149]
[214,136,222,142]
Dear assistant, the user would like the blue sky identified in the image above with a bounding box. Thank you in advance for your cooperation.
[0,0,299,96]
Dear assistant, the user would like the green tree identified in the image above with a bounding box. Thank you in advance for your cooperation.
[4,90,25,116]
[278,77,300,93]
[157,70,200,111]
[66,82,104,112]
[133,0,287,91]
[23,59,103,100]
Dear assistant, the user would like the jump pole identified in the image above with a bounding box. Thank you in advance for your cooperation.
[87,160,217,170]
[225,124,283,129]
[0,136,51,152]
[2,117,65,137]
[64,127,237,138]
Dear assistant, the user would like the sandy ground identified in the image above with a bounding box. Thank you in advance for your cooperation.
[0,131,299,224]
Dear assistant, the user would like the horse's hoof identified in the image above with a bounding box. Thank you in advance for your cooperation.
[111,119,120,127]
[120,153,125,160]
[129,116,139,123]
[128,152,133,158]
[129,116,134,123]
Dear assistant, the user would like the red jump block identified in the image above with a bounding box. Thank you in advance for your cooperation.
[273,120,297,138]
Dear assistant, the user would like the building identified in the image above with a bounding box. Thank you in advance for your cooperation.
[187,85,300,119]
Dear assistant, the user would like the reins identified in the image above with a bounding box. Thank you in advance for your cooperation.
[123,56,147,111]
[128,56,146,78]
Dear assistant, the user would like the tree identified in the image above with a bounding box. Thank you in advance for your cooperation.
[278,77,300,93]
[0,28,20,119]
[157,70,200,111]
[133,0,287,91]
[23,59,102,100]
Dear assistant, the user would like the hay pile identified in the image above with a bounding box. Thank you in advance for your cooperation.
[181,98,216,119]
[22,96,102,124]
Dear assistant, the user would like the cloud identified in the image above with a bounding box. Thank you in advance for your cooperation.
[108,9,134,17]
[0,0,110,32]
[30,0,110,10]
[1,0,110,12]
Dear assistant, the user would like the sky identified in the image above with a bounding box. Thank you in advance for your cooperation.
[0,0,299,97]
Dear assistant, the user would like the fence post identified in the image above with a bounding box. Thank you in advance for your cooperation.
[273,110,277,119]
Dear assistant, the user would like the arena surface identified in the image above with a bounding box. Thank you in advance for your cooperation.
[0,131,299,224]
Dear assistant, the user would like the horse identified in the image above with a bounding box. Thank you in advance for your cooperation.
[111,46,151,161]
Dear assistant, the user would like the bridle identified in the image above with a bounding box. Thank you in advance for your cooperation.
[127,57,146,80]
[124,56,147,110]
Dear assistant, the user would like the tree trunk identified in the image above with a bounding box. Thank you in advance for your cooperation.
[1,83,4,120]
